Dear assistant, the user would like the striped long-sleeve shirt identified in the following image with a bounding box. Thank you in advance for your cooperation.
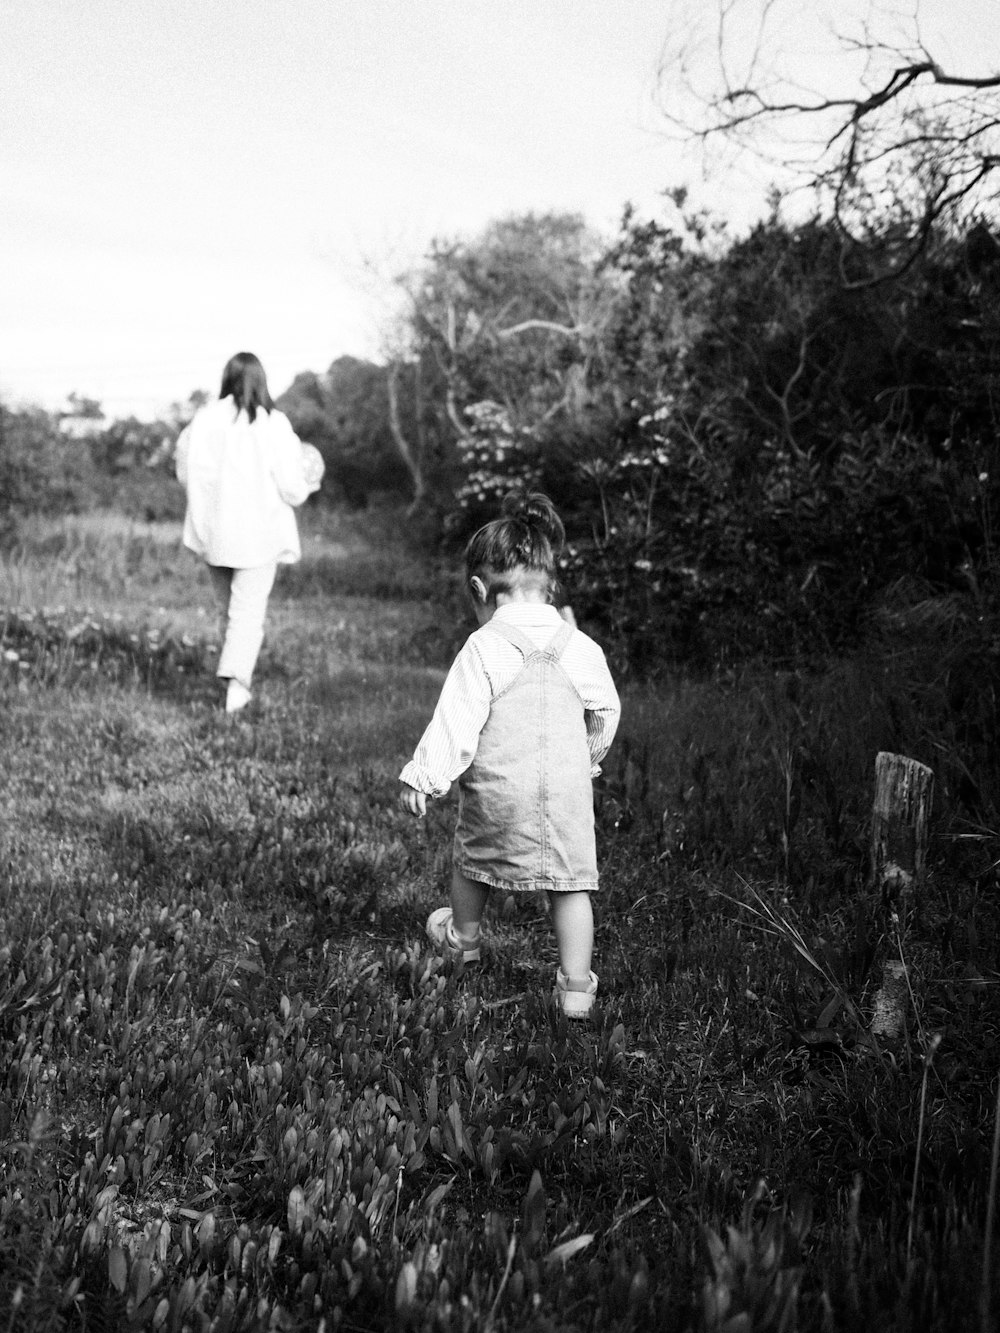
[400,602,621,798]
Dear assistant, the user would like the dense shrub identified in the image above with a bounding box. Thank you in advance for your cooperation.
[417,207,1000,673]
[555,422,999,673]
[278,358,413,508]
[87,418,185,521]
[0,408,186,543]
[0,407,98,538]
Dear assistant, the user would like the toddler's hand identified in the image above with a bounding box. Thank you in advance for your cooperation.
[398,783,427,818]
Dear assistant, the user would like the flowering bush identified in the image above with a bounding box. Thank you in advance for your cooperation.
[450,401,544,525]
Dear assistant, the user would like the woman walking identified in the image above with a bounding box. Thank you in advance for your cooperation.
[176,352,323,713]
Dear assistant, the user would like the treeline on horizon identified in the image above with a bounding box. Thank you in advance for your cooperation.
[2,194,999,673]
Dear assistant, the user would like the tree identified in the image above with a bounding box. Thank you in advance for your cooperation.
[278,357,412,507]
[385,212,621,521]
[167,389,211,430]
[410,212,612,429]
[65,392,104,420]
[657,0,1000,275]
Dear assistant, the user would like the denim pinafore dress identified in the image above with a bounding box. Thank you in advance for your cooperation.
[454,618,599,894]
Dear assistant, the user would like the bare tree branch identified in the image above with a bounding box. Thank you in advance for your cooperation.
[386,362,425,508]
[657,0,1000,269]
[496,319,587,339]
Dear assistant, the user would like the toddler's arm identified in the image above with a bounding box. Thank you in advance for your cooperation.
[398,638,492,797]
[579,643,621,774]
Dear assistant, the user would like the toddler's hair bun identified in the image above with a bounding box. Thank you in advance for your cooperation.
[500,491,565,548]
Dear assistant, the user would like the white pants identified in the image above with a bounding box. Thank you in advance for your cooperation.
[208,563,278,690]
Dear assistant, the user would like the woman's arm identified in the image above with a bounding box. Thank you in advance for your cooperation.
[174,424,192,485]
[268,412,314,507]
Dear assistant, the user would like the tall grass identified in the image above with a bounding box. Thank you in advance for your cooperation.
[0,512,189,610]
[1,512,998,1330]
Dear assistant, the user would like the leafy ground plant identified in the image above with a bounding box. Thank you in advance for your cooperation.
[1,513,999,1331]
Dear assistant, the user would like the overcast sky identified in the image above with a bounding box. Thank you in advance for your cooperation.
[2,0,997,419]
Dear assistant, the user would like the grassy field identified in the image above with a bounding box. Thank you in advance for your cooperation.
[1,509,998,1332]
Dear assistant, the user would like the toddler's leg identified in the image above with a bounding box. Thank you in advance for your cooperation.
[549,890,594,979]
[550,891,597,1018]
[450,868,490,950]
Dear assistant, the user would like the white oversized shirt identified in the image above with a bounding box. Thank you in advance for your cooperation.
[400,602,621,798]
[175,397,314,567]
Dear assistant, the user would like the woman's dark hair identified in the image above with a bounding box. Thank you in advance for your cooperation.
[465,491,565,599]
[220,351,274,423]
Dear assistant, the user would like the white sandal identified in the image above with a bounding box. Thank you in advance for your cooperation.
[554,969,598,1019]
[425,907,481,963]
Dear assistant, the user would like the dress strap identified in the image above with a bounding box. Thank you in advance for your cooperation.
[544,619,576,663]
[484,616,576,661]
[482,619,538,658]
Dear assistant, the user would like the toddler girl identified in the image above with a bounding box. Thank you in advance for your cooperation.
[398,492,620,1018]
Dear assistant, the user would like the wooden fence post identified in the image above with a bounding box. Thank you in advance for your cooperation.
[869,752,934,1040]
